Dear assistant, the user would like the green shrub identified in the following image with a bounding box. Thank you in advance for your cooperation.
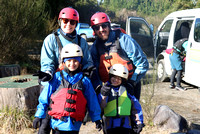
[0,0,47,65]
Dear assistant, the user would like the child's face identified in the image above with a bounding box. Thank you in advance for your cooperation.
[63,59,80,71]
[110,76,122,86]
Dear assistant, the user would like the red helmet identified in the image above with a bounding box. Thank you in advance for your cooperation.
[58,7,79,22]
[90,12,111,26]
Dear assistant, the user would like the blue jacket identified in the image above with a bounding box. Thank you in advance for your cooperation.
[40,28,93,76]
[98,82,143,129]
[90,30,149,86]
[35,70,101,131]
[169,41,188,70]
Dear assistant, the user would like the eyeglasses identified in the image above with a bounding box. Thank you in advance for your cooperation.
[92,23,109,31]
[62,19,77,25]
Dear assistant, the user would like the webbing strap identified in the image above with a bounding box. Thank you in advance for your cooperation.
[54,32,63,64]
[54,31,81,64]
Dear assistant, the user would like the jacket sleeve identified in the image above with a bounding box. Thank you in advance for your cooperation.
[40,33,58,76]
[90,41,102,88]
[128,93,143,124]
[34,73,60,118]
[80,38,94,70]
[82,77,102,122]
[119,33,149,83]
[182,41,188,52]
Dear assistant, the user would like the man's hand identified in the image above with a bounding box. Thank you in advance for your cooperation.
[33,117,42,129]
[95,120,102,131]
[33,71,52,82]
[101,82,111,96]
[82,66,96,79]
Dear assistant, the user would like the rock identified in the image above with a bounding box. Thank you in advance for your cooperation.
[153,105,188,132]
[0,75,40,113]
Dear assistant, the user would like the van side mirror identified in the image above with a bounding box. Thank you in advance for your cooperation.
[150,24,154,32]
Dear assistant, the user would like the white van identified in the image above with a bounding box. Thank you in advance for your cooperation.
[155,8,200,88]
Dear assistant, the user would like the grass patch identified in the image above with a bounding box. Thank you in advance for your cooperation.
[0,107,33,134]
[140,63,158,126]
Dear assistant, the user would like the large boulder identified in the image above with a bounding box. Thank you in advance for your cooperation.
[153,105,188,132]
[0,75,40,113]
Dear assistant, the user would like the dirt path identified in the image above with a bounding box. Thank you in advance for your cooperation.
[152,81,200,126]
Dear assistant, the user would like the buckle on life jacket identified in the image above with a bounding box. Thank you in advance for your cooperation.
[60,116,68,122]
[64,108,76,112]
[66,99,76,104]
[68,90,77,94]
[105,55,112,60]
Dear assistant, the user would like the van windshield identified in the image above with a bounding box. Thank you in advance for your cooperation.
[194,18,200,42]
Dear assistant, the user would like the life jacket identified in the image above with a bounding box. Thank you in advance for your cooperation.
[54,31,81,72]
[173,38,188,56]
[96,30,136,82]
[104,85,132,117]
[48,71,87,122]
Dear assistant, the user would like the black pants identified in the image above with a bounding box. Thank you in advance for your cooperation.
[107,127,130,134]
[127,80,141,100]
[133,81,141,101]
[52,130,79,134]
[38,114,51,134]
[170,69,182,87]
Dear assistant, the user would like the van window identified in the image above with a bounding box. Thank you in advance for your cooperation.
[130,19,151,36]
[158,20,173,46]
[160,20,173,32]
[194,18,200,42]
[174,20,193,43]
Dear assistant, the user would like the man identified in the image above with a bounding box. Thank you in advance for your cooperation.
[90,12,149,100]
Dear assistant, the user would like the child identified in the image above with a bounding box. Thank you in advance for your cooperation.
[33,43,102,134]
[99,64,144,134]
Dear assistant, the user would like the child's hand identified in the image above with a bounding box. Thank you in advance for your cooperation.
[101,82,111,96]
[33,117,42,129]
[133,123,144,134]
[95,120,102,131]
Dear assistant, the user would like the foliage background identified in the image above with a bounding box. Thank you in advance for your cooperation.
[0,0,200,72]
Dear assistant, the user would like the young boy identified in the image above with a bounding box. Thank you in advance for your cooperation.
[33,43,102,134]
[99,64,144,134]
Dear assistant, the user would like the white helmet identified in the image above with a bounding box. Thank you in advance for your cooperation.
[109,64,129,79]
[61,43,83,61]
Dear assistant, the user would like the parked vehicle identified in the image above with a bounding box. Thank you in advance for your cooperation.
[75,23,95,41]
[126,17,154,64]
[154,8,200,88]
[111,23,126,34]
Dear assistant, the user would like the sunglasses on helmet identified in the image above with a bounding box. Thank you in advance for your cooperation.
[62,19,77,25]
[92,23,109,31]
